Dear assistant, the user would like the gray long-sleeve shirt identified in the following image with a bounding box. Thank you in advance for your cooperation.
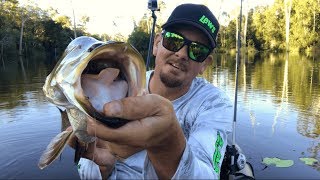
[78,70,233,179]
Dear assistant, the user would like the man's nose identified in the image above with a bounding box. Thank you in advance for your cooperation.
[174,45,189,61]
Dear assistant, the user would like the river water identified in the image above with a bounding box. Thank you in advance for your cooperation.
[0,52,319,179]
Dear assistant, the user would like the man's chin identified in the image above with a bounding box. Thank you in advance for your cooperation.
[159,71,183,88]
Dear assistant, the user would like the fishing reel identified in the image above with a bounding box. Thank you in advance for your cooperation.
[236,152,246,170]
[225,145,247,171]
[220,145,255,180]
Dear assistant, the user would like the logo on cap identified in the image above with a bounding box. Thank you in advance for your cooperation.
[199,15,216,34]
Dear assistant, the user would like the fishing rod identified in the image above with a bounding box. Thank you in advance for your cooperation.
[229,0,243,179]
[146,0,159,71]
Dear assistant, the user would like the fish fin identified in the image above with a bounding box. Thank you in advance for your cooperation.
[57,107,71,132]
[38,130,74,169]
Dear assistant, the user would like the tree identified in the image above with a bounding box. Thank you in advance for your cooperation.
[0,0,20,53]
[290,0,320,51]
[219,11,230,48]
[224,19,237,49]
[251,0,286,51]
[128,27,150,62]
[77,15,90,33]
[284,0,292,51]
[17,2,45,55]
[100,33,111,41]
[243,0,249,48]
[55,15,72,29]
[0,0,94,59]
[246,9,261,50]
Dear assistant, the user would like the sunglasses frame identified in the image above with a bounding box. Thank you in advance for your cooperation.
[161,30,213,63]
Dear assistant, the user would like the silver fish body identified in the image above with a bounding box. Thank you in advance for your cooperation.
[39,36,146,169]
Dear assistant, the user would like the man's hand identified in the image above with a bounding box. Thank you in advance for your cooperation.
[86,94,186,179]
[67,127,117,178]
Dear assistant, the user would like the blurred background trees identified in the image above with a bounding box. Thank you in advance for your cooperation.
[0,0,319,63]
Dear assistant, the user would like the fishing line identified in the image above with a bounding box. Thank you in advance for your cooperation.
[93,115,97,162]
[88,112,98,176]
[92,122,98,177]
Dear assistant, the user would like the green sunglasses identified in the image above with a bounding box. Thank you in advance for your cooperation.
[161,30,212,63]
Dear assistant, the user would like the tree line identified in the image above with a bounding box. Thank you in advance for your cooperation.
[218,0,319,53]
[0,0,319,64]
[0,0,107,62]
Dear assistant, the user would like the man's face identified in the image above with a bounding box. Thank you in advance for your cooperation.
[152,26,213,89]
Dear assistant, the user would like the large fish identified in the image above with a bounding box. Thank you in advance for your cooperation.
[39,36,146,169]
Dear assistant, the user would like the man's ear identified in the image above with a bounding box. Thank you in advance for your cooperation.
[152,33,161,56]
[199,54,213,75]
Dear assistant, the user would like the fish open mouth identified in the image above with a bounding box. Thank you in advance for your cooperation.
[43,37,145,137]
[79,53,131,128]
[83,59,126,80]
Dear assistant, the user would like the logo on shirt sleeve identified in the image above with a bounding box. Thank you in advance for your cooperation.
[212,131,223,173]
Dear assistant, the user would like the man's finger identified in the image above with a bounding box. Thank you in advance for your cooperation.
[103,94,172,120]
[87,95,176,147]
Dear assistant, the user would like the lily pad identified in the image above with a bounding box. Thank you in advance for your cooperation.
[299,158,318,165]
[262,157,294,168]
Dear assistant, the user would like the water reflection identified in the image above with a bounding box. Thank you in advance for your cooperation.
[202,52,319,175]
[272,52,289,135]
[0,55,49,114]
[205,52,320,139]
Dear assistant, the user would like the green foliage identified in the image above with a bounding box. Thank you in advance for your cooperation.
[223,20,237,49]
[1,0,319,58]
[222,0,319,52]
[128,27,150,63]
[246,9,262,49]
[77,15,90,32]
[251,1,286,51]
[0,0,110,59]
[262,157,294,167]
[290,0,320,50]
[299,157,318,165]
[40,19,73,52]
[55,15,72,29]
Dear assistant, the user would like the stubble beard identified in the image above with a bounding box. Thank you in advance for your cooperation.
[159,70,183,88]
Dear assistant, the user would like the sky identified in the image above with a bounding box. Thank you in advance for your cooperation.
[18,0,274,38]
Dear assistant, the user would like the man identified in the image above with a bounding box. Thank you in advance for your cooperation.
[74,3,233,179]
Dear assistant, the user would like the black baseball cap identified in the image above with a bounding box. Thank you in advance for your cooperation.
[162,3,220,49]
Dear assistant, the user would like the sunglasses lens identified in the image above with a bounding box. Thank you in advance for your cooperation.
[189,43,210,62]
[162,31,211,63]
[163,32,184,52]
